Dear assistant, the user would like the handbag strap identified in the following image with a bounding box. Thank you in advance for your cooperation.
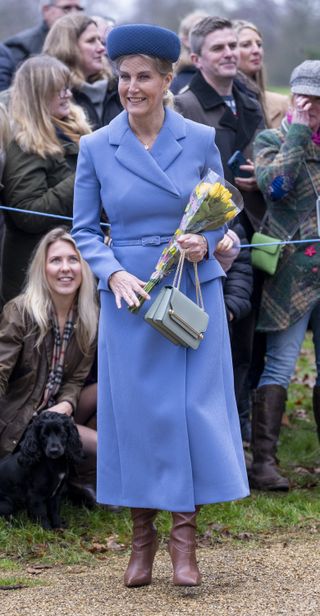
[259,161,317,240]
[173,250,205,310]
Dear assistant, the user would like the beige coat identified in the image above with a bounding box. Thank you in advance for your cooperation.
[265,90,289,128]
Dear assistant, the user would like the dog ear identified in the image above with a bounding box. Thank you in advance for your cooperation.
[64,417,84,463]
[18,417,42,466]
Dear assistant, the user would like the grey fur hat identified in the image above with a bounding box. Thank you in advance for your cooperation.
[290,60,320,96]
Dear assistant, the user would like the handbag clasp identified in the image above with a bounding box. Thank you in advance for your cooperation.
[168,308,204,340]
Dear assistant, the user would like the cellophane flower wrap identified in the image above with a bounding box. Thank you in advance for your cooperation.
[130,169,243,313]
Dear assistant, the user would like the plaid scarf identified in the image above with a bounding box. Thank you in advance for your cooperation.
[38,306,75,410]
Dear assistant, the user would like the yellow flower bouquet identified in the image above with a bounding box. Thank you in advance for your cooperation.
[130,169,243,313]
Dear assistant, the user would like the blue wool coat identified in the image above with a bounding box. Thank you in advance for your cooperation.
[72,108,249,511]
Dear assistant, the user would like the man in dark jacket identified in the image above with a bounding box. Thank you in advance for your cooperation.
[175,16,265,442]
[0,44,14,91]
[3,0,86,75]
[175,16,266,239]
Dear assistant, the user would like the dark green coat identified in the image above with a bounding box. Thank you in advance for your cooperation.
[1,139,78,302]
[254,121,320,331]
[0,299,96,457]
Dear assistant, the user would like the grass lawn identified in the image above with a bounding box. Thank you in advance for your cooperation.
[0,334,319,574]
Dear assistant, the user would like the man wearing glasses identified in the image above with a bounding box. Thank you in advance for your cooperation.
[3,1,86,76]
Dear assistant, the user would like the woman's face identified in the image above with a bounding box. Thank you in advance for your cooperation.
[118,55,172,120]
[49,84,72,119]
[45,240,82,302]
[237,27,264,77]
[77,23,105,79]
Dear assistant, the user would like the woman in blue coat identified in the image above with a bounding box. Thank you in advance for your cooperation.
[72,24,249,588]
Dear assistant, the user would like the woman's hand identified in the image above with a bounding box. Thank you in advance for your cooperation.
[48,401,73,416]
[109,270,150,309]
[291,95,312,127]
[234,159,258,192]
[176,233,208,262]
[215,233,234,255]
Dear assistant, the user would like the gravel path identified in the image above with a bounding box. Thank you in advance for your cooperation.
[1,536,320,615]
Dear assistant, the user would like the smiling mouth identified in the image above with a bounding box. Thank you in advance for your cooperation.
[127,97,146,103]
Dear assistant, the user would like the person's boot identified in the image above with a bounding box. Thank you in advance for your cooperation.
[124,508,158,587]
[249,385,289,491]
[168,509,201,586]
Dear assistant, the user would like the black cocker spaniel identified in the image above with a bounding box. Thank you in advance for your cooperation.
[0,411,83,529]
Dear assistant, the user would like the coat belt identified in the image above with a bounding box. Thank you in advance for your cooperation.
[112,235,172,246]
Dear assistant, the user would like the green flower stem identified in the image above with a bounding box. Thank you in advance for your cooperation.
[128,279,159,314]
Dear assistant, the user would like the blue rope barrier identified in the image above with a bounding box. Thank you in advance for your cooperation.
[0,205,110,227]
[0,205,319,247]
[241,238,320,248]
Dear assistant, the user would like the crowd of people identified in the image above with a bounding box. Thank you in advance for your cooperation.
[0,1,319,588]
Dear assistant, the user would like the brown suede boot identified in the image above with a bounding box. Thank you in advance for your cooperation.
[168,509,201,586]
[124,508,158,587]
[313,386,320,442]
[249,385,289,491]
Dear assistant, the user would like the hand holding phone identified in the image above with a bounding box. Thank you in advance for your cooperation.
[227,150,252,178]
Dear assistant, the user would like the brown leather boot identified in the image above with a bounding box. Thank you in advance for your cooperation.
[124,508,158,587]
[313,386,320,442]
[168,509,201,586]
[249,385,289,491]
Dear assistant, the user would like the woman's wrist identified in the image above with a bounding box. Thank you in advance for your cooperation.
[108,269,122,289]
[200,234,208,258]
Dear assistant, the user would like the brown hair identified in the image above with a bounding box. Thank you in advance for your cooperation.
[189,16,233,56]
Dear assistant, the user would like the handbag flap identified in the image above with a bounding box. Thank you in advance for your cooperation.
[168,287,209,336]
[145,287,188,346]
[251,232,281,255]
[144,285,209,350]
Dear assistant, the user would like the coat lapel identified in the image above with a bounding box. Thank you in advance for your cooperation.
[108,109,185,196]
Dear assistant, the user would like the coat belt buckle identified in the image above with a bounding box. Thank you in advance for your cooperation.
[142,236,161,246]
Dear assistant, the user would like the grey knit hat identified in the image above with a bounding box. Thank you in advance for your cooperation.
[290,60,320,96]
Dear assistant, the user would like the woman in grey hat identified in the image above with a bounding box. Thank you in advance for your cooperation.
[72,23,249,588]
[250,60,320,491]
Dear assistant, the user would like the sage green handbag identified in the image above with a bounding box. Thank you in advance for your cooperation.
[144,251,209,349]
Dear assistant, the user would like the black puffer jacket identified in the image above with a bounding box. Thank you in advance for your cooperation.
[72,77,122,130]
[223,222,253,323]
[0,44,14,91]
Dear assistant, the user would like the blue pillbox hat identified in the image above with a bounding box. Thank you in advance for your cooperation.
[107,24,181,62]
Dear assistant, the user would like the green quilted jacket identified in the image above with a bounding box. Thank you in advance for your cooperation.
[253,121,320,331]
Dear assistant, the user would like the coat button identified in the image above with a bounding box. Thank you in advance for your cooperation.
[12,440,17,445]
